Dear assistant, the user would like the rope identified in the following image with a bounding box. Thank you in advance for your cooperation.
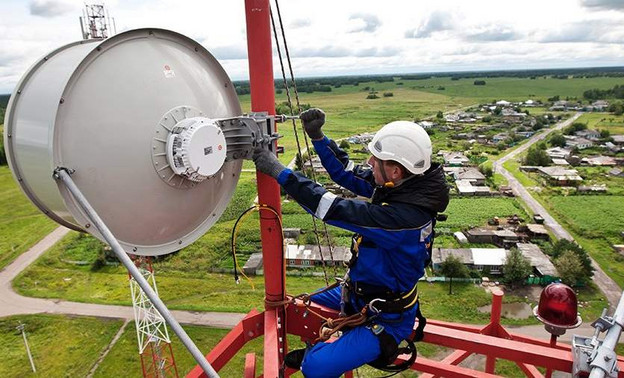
[269,0,338,282]
[273,0,339,279]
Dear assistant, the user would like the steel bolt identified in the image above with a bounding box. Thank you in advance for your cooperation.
[85,223,91,228]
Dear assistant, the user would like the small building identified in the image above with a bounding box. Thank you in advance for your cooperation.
[492,133,508,144]
[515,243,558,279]
[285,244,350,267]
[551,158,569,166]
[496,100,511,107]
[523,224,550,241]
[417,121,436,129]
[454,231,468,244]
[609,168,624,177]
[536,166,583,186]
[578,184,607,193]
[243,253,263,275]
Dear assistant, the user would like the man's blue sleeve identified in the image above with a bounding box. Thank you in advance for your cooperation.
[312,137,374,198]
[277,169,431,247]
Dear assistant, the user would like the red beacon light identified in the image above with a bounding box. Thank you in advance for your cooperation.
[534,283,582,336]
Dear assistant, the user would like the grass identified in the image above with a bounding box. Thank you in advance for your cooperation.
[442,197,529,231]
[0,166,57,270]
[0,314,123,377]
[576,112,624,134]
[543,195,624,287]
[502,159,540,187]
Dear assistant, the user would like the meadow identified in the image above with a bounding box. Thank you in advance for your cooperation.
[0,165,57,270]
[0,314,123,377]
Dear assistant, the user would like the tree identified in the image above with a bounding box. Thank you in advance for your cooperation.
[436,111,444,119]
[524,145,551,166]
[549,133,567,148]
[339,140,350,150]
[550,240,594,284]
[600,129,610,139]
[474,80,486,86]
[554,250,585,286]
[503,248,532,289]
[440,255,470,294]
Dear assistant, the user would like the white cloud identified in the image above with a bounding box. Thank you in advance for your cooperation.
[348,13,381,33]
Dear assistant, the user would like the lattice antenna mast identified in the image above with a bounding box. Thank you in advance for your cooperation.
[79,4,116,40]
[129,257,178,378]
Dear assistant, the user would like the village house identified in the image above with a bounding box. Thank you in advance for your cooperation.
[455,180,492,196]
[565,136,594,150]
[591,100,609,111]
[524,99,536,107]
[546,147,571,160]
[575,129,601,141]
[432,244,558,280]
[464,228,523,248]
[496,100,511,107]
[612,135,624,146]
[536,166,583,186]
[431,248,507,275]
[455,168,486,185]
[442,151,470,166]
[492,133,508,144]
[347,133,375,144]
[582,156,616,166]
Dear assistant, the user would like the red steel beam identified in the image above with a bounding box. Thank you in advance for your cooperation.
[244,0,285,375]
[186,310,263,378]
[424,323,574,372]
[244,353,256,378]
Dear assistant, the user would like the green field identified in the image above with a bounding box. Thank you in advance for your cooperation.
[0,314,123,377]
[576,112,624,134]
[442,197,528,230]
[0,166,57,270]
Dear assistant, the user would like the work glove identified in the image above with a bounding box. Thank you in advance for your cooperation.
[300,108,326,140]
[252,148,286,179]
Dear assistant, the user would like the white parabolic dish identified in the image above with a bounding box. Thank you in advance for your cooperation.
[4,28,243,256]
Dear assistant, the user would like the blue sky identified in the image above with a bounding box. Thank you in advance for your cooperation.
[1,0,624,93]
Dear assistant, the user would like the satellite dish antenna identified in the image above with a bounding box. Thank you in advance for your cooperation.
[4,28,245,256]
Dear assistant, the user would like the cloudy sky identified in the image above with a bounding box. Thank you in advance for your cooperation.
[1,0,623,93]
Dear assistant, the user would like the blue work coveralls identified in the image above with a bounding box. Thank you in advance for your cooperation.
[275,136,449,377]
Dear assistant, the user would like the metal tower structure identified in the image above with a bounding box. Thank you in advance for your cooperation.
[129,257,179,378]
[79,4,116,40]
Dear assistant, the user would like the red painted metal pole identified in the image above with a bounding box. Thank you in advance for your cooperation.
[244,1,285,376]
[486,288,504,373]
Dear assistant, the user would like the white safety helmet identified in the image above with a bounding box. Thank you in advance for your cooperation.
[367,121,432,175]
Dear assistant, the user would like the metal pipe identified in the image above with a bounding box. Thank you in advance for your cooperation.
[589,291,624,378]
[54,168,219,378]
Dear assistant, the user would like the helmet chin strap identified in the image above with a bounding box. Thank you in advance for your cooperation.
[375,157,394,187]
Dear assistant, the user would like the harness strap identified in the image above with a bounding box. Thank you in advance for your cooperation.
[354,282,419,314]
